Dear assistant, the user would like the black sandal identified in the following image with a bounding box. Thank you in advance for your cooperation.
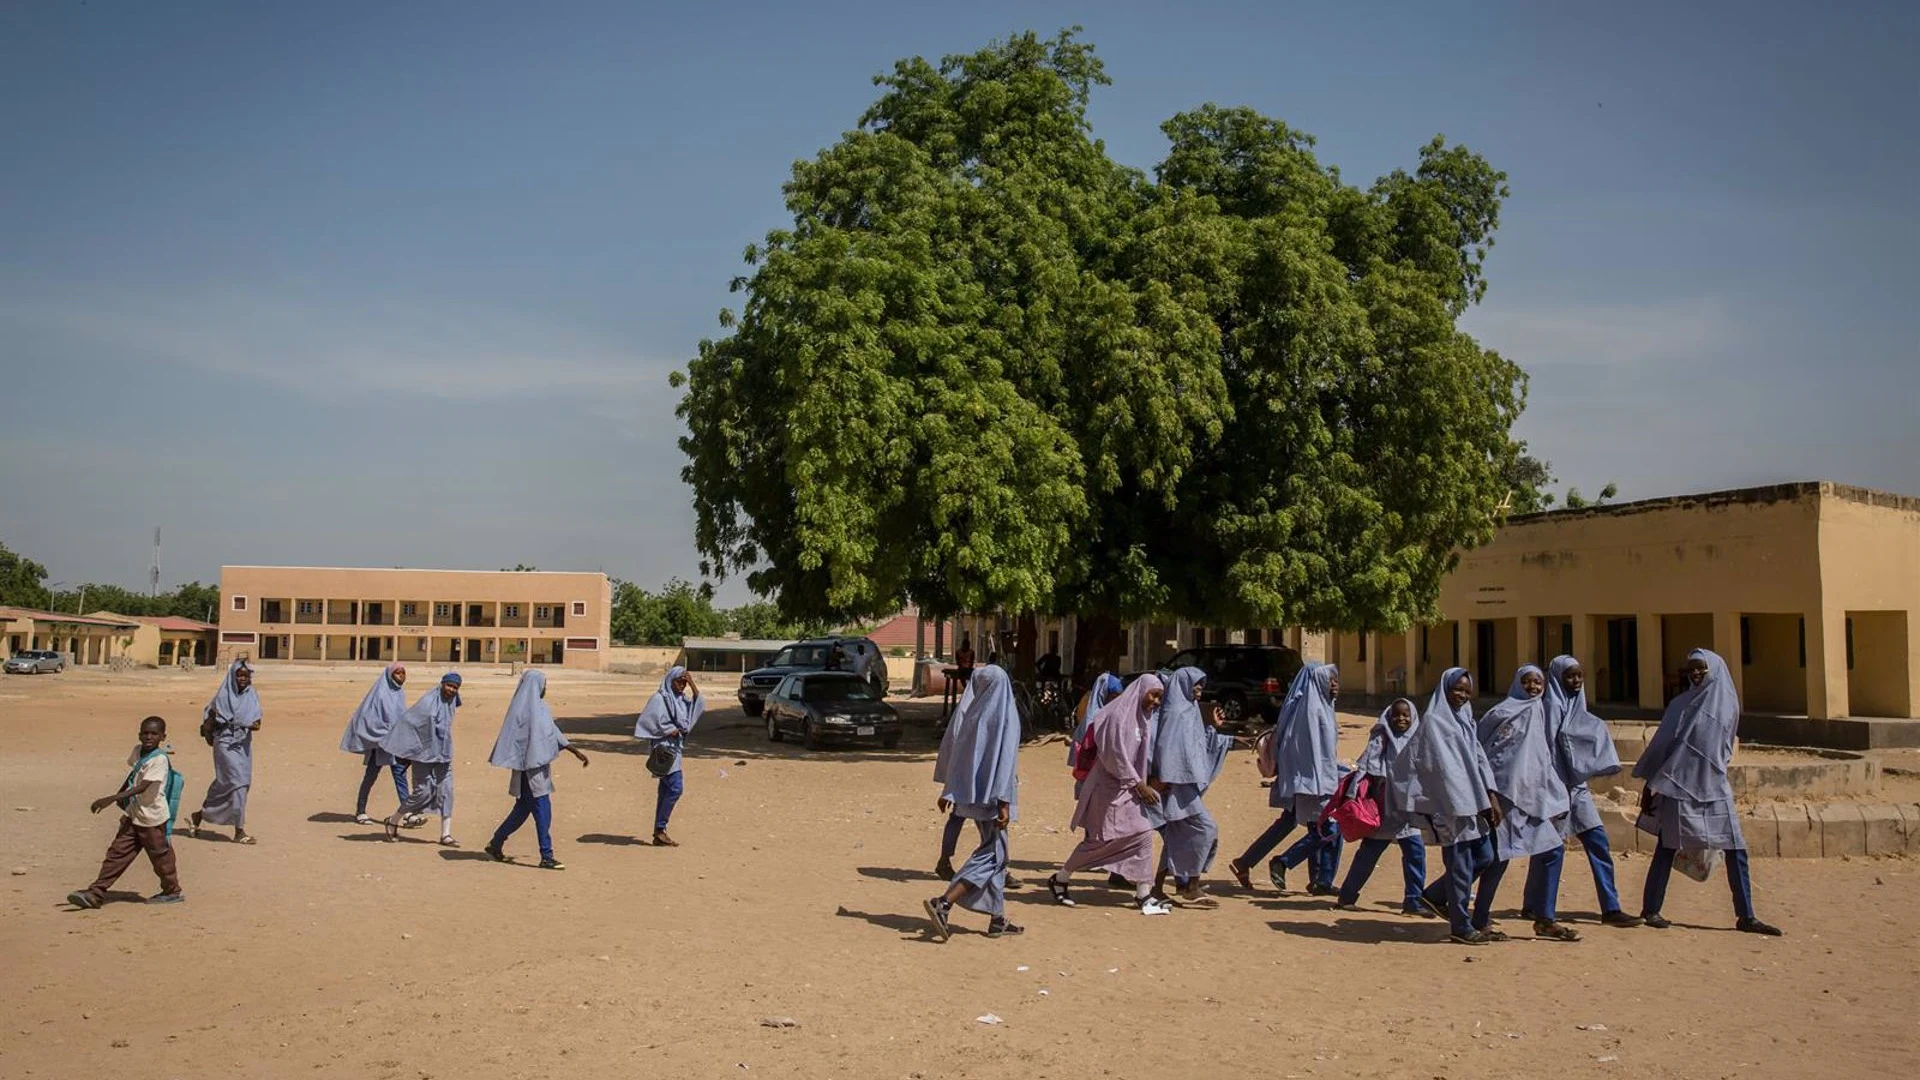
[1736,917,1783,937]
[1534,920,1581,942]
[986,917,1025,937]
[1047,878,1076,906]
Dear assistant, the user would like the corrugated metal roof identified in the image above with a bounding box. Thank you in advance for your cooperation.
[681,637,792,652]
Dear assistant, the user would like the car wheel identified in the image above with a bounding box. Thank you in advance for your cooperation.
[803,720,823,751]
[742,699,763,717]
[1218,693,1246,725]
[766,711,784,742]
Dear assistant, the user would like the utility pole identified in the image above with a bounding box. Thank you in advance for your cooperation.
[149,527,162,598]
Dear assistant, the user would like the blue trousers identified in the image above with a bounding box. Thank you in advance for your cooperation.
[1524,826,1624,917]
[1422,834,1500,936]
[1491,845,1566,922]
[355,756,410,816]
[939,812,966,861]
[490,791,554,861]
[1642,845,1755,920]
[1337,835,1428,909]
[1237,812,1343,886]
[654,770,684,833]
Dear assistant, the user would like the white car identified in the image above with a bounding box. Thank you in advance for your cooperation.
[4,650,66,674]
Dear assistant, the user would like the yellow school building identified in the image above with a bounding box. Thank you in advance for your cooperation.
[216,566,613,672]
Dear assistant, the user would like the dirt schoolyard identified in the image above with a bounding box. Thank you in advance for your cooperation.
[1,665,1915,1079]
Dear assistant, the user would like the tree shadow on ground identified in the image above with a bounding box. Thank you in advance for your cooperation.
[833,905,944,944]
[1268,917,1440,945]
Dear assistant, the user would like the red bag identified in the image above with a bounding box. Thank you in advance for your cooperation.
[1319,771,1381,840]
[1072,724,1098,782]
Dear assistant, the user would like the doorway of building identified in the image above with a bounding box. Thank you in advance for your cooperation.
[550,640,564,664]
[467,639,484,664]
[363,637,381,661]
[450,640,462,663]
[261,636,281,660]
[1475,621,1497,699]
[1605,618,1640,704]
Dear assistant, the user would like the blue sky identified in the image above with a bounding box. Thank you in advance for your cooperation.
[2,1,1914,603]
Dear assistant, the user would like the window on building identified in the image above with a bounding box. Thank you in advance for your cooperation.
[232,595,247,612]
[401,602,417,617]
[571,601,587,617]
[434,603,453,618]
[298,601,317,615]
[504,604,520,618]
[536,605,552,619]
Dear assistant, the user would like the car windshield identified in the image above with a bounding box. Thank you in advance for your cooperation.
[801,677,875,702]
[771,644,830,668]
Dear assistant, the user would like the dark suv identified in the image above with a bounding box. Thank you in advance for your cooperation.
[1133,644,1303,726]
[735,635,888,716]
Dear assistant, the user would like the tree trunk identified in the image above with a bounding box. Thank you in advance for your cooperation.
[1013,612,1038,683]
[1071,614,1125,682]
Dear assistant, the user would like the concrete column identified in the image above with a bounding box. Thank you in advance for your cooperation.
[1805,602,1850,720]
[1403,627,1422,699]
[1636,613,1665,711]
[1460,621,1479,695]
[1518,615,1541,670]
[1363,632,1383,696]
[1713,611,1745,701]
[1570,614,1594,681]
[1906,609,1920,720]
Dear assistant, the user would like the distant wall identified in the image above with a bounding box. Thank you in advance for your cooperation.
[606,646,682,676]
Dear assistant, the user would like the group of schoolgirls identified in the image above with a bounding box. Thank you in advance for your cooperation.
[928,647,1783,944]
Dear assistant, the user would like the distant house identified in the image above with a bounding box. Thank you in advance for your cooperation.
[0,607,140,665]
[862,606,958,655]
[90,612,219,668]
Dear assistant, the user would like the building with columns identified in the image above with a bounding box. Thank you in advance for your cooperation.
[216,566,612,671]
[927,482,1919,730]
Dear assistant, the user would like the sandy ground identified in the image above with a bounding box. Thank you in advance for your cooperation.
[1,666,1916,1080]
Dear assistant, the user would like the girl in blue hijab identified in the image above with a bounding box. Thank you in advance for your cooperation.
[924,665,1023,941]
[1145,666,1236,908]
[1474,665,1578,941]
[1527,655,1641,928]
[1334,697,1431,917]
[1633,649,1781,935]
[190,658,263,844]
[1227,663,1345,895]
[485,669,590,869]
[342,663,412,825]
[1396,668,1505,945]
[634,666,704,847]
[382,672,463,845]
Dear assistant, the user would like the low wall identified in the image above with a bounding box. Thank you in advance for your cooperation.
[606,645,682,676]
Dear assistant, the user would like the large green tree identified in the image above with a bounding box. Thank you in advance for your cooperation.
[0,540,52,609]
[677,30,1529,635]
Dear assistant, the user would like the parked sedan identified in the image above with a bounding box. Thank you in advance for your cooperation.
[4,650,66,675]
[763,671,902,750]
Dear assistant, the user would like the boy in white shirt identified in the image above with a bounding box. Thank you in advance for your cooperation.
[68,716,185,908]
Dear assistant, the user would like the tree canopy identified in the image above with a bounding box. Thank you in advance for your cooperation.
[608,578,832,647]
[1,540,220,620]
[676,29,1531,632]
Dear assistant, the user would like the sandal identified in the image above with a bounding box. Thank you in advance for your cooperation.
[986,917,1025,938]
[652,832,679,848]
[538,858,566,871]
[1047,878,1076,907]
[439,836,459,847]
[1533,920,1581,942]
[1227,859,1253,890]
[233,833,257,845]
[383,817,400,843]
[66,891,100,910]
[1267,859,1287,892]
[1479,928,1510,942]
[923,897,952,942]
[354,813,374,826]
[1450,930,1492,946]
[403,814,429,829]
[1642,912,1671,929]
[484,844,508,863]
[1736,917,1783,937]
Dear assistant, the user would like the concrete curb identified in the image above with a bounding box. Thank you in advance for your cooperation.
[1597,802,1919,858]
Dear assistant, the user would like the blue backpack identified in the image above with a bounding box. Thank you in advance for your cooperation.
[121,749,186,836]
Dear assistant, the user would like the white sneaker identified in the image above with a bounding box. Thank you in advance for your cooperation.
[1138,897,1172,916]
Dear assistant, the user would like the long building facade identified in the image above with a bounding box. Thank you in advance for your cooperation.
[216,567,612,672]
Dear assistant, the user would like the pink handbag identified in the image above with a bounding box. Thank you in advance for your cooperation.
[1320,771,1382,840]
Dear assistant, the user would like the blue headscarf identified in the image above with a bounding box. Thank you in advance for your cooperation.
[1475,666,1569,820]
[340,663,408,754]
[1151,666,1230,789]
[489,669,569,772]
[933,665,1021,816]
[380,676,460,764]
[206,658,263,731]
[634,665,704,741]
[1272,663,1340,799]
[1387,667,1495,819]
[1354,698,1420,778]
[1068,672,1124,766]
[1545,655,1620,784]
[1633,649,1739,803]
